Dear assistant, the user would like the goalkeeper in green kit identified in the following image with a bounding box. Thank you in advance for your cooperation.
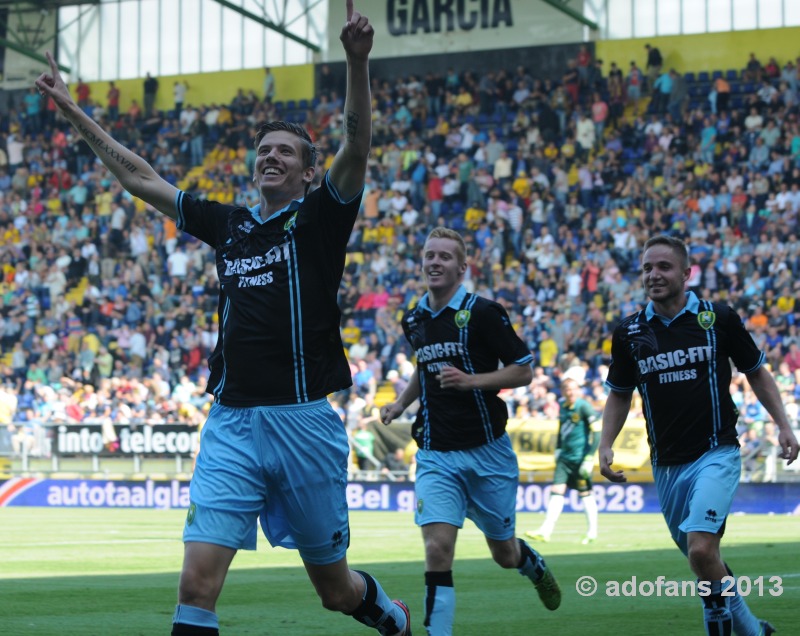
[526,378,600,544]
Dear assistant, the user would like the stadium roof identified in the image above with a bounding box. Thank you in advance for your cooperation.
[0,1,98,6]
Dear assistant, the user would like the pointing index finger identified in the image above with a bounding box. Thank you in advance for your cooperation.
[346,0,353,22]
[45,50,58,75]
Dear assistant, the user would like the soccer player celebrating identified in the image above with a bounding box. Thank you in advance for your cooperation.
[35,3,411,635]
[381,228,561,636]
[601,235,798,636]
[526,377,600,544]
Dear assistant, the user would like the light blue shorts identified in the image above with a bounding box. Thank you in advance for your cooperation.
[414,434,518,541]
[184,399,350,565]
[654,444,741,556]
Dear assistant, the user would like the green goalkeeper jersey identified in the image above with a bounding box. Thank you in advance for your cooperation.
[557,397,600,463]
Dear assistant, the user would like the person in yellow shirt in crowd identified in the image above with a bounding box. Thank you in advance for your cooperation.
[512,170,532,200]
[538,330,559,374]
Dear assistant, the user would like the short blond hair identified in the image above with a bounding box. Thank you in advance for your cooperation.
[425,227,466,267]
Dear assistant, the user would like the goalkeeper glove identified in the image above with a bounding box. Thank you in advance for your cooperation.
[580,457,595,479]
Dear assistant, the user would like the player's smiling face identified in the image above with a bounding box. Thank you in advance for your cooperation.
[423,237,466,294]
[254,130,314,200]
[641,244,689,305]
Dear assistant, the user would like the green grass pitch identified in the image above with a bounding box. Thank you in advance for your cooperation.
[1,509,797,635]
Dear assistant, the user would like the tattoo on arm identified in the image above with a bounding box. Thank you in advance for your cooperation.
[76,122,138,174]
[344,111,359,143]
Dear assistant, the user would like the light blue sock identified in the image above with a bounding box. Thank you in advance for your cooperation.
[729,594,761,636]
[424,571,455,636]
[172,604,219,629]
[725,565,762,636]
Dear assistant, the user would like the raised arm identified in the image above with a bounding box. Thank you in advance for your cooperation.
[328,0,373,201]
[35,52,178,220]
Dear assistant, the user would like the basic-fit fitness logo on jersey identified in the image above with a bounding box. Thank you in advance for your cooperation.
[223,241,290,288]
[417,341,464,375]
[637,346,714,384]
[416,342,465,362]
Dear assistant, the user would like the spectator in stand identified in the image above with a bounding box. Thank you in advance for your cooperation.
[744,52,763,82]
[75,78,90,109]
[562,59,580,106]
[107,82,120,121]
[143,72,158,117]
[576,45,592,90]
[626,61,643,116]
[380,446,409,480]
[644,43,663,93]
[263,67,276,104]
[652,70,672,114]
[173,80,189,117]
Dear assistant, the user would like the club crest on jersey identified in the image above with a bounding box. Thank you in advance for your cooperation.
[186,502,196,526]
[284,212,298,231]
[697,311,716,330]
[455,310,471,328]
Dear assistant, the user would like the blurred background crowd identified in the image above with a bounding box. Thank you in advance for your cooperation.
[2,45,800,480]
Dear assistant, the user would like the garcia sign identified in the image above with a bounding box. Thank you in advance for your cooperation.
[387,0,513,35]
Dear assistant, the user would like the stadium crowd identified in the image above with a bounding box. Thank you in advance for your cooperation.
[2,46,800,479]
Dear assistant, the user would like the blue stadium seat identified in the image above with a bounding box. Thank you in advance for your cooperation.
[298,99,309,110]
[285,100,297,111]
[711,70,723,80]
[698,71,710,83]
[726,69,738,80]
[684,72,696,83]
[361,318,375,332]
[729,82,741,94]
[273,100,285,112]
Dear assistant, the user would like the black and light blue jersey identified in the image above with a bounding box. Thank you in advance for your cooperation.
[175,174,360,406]
[606,292,764,465]
[401,286,533,451]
